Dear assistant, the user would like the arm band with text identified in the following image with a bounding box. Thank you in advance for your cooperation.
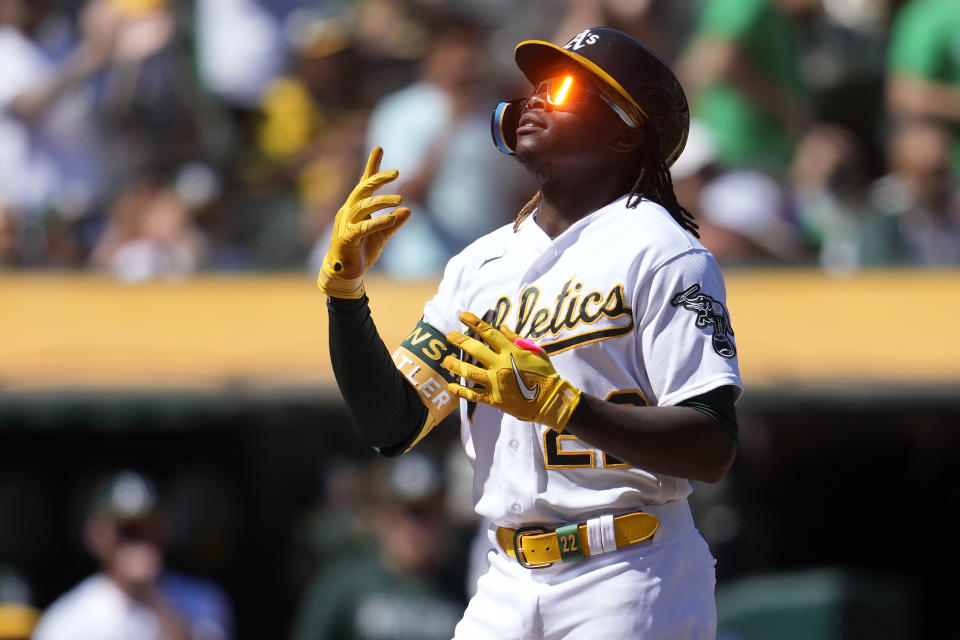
[389,317,459,448]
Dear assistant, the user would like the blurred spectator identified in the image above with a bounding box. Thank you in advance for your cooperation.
[671,118,806,265]
[0,0,177,237]
[353,0,431,71]
[670,118,723,221]
[193,0,287,110]
[869,120,960,265]
[31,470,233,640]
[887,0,960,172]
[790,123,906,272]
[679,0,816,173]
[698,169,807,265]
[794,0,888,165]
[327,10,529,279]
[287,456,371,596]
[289,452,462,640]
[0,564,39,640]
[241,10,372,271]
[90,170,209,282]
[550,0,694,62]
[0,0,111,224]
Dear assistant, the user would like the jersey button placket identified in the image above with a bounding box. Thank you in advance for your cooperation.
[507,438,523,514]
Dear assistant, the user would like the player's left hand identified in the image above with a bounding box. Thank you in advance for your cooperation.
[317,146,411,299]
[441,312,582,432]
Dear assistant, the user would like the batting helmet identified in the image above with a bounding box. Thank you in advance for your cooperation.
[492,28,689,167]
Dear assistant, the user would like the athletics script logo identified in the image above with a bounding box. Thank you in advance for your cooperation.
[489,278,634,356]
[670,284,737,359]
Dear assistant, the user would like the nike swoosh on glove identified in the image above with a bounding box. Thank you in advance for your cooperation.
[441,312,582,432]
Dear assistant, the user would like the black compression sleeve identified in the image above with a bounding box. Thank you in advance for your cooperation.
[327,295,428,455]
[677,385,739,440]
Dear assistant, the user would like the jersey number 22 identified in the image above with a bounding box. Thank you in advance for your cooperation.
[543,390,646,469]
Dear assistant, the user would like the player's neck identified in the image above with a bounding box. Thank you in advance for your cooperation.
[535,174,631,237]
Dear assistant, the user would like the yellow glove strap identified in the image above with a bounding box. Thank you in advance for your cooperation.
[316,258,365,299]
[536,378,582,433]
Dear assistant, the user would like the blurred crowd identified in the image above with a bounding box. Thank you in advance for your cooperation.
[0,448,480,640]
[0,0,958,280]
[1,468,236,640]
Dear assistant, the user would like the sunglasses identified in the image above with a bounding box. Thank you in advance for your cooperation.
[529,75,640,129]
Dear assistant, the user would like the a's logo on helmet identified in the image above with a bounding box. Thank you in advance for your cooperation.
[671,284,737,358]
[564,29,599,51]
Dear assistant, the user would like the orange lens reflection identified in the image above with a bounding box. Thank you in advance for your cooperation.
[550,76,573,105]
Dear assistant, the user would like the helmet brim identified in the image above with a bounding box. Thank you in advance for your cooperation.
[514,40,647,125]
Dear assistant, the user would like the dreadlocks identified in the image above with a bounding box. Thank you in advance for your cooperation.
[513,125,699,237]
[625,125,699,237]
[513,191,541,231]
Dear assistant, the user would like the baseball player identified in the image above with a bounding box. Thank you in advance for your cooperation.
[319,27,741,639]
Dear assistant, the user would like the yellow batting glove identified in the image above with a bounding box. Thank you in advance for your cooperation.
[317,146,411,299]
[441,312,582,432]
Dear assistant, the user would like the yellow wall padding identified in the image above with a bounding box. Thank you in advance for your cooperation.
[1,270,958,391]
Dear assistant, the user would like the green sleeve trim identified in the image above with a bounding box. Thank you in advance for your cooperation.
[681,400,722,422]
[677,385,739,440]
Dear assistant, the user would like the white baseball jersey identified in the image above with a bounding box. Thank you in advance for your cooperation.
[395,194,741,528]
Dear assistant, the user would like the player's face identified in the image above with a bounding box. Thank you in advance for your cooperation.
[514,70,632,172]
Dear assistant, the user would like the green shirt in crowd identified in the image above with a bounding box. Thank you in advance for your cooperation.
[691,0,806,172]
[888,0,960,169]
[289,553,463,640]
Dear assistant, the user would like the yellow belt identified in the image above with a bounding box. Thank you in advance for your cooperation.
[496,511,660,569]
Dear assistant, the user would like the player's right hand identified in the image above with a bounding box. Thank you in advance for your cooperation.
[317,146,411,299]
[441,312,583,432]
